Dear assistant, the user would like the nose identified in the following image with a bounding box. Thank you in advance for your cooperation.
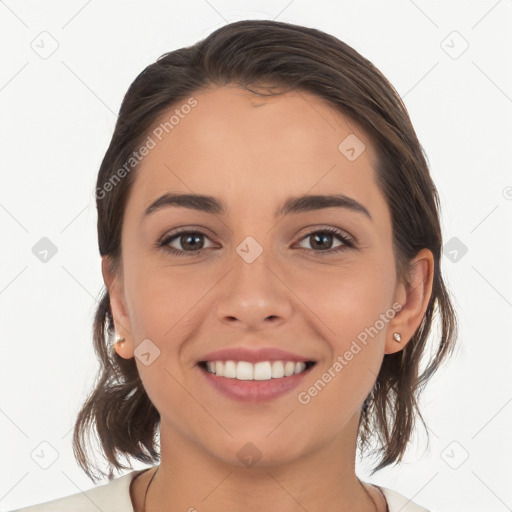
[214,246,293,331]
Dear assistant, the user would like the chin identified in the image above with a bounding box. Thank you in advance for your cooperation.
[208,435,308,469]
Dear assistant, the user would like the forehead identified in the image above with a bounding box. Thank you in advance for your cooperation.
[126,84,385,221]
[146,84,378,162]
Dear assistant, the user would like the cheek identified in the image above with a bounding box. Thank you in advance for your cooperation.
[123,264,198,415]
[295,263,393,407]
[124,259,198,337]
[298,263,394,343]
[294,269,390,418]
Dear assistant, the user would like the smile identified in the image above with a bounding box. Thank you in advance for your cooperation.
[197,360,317,402]
[199,360,316,380]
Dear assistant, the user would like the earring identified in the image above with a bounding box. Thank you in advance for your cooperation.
[114,336,126,347]
[393,332,402,343]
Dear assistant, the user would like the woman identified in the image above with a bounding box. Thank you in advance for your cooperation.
[12,19,457,512]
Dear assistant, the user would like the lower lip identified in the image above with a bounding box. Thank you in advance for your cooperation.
[197,364,315,403]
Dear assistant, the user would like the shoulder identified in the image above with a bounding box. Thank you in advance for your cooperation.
[378,485,431,512]
[7,469,144,512]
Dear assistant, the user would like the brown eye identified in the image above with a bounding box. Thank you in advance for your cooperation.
[157,227,354,257]
[158,229,215,256]
[296,228,354,255]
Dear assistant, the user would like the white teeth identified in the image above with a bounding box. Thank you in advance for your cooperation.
[223,360,237,378]
[284,361,295,377]
[204,360,309,380]
[237,361,253,380]
[254,361,272,380]
[271,361,284,378]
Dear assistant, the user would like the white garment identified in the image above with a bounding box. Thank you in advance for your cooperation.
[9,468,431,512]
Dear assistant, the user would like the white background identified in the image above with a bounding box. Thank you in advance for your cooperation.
[1,1,511,511]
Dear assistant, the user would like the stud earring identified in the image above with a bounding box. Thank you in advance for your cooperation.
[114,336,126,347]
[393,332,402,343]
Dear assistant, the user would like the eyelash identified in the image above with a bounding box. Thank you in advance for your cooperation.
[157,227,355,257]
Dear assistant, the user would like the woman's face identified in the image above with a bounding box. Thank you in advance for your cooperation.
[106,84,411,466]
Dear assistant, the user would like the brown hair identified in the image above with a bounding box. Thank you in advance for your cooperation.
[73,19,458,482]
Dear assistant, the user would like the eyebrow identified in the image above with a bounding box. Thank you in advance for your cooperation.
[142,192,372,222]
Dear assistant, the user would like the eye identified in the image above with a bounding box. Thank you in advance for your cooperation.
[158,228,216,257]
[157,226,354,257]
[295,227,354,255]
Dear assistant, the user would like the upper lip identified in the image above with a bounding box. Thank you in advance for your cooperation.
[198,347,316,364]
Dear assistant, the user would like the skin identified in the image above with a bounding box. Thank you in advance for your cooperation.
[103,84,434,512]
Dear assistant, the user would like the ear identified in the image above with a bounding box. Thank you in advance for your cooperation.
[101,256,135,359]
[386,248,434,355]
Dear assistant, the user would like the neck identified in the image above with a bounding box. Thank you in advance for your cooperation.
[139,413,386,512]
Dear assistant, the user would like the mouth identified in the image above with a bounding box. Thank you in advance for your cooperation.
[196,359,317,402]
[197,360,317,381]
